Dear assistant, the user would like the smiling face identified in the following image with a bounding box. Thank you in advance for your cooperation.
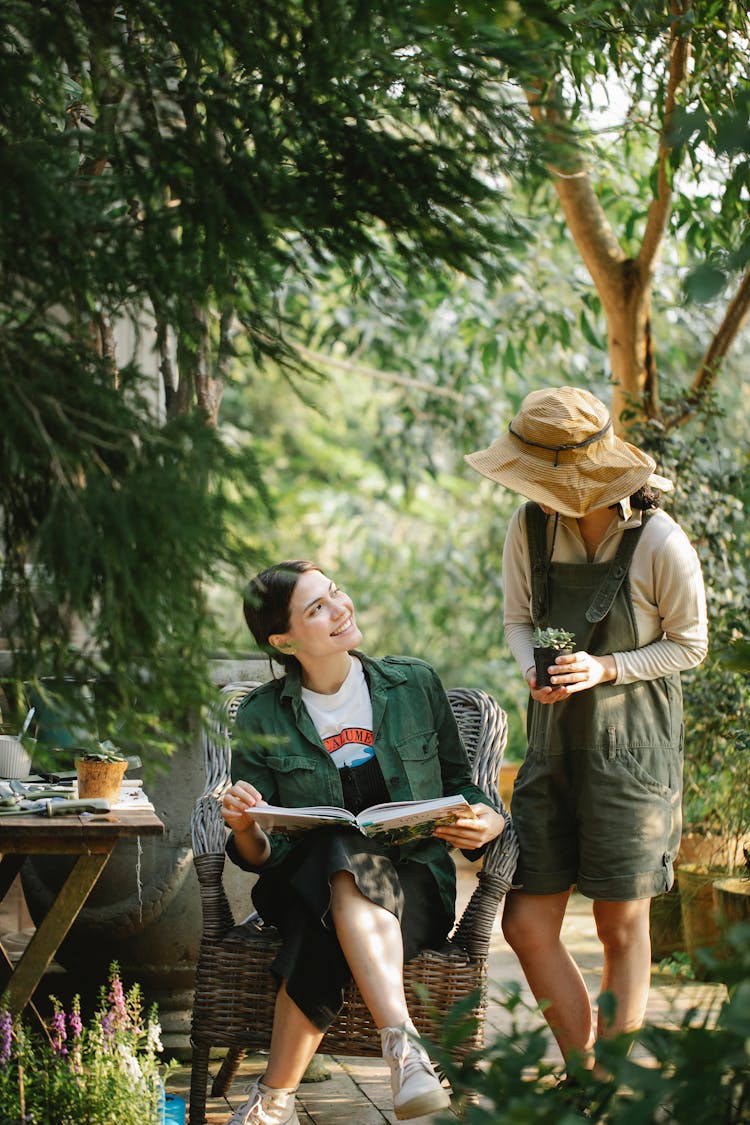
[268,569,363,665]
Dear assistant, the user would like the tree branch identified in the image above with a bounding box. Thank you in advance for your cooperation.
[637,0,691,277]
[292,344,465,403]
[661,267,750,429]
[525,80,626,313]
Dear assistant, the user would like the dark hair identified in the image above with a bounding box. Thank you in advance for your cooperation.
[243,560,320,670]
[609,484,663,514]
[630,484,662,511]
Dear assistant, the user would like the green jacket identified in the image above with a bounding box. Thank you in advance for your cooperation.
[229,653,494,918]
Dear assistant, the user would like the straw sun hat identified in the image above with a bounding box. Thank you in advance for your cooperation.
[465,386,672,518]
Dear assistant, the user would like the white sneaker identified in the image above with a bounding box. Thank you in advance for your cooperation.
[226,1080,299,1125]
[380,1020,451,1120]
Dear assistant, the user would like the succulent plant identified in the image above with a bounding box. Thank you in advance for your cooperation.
[72,738,126,762]
[532,627,576,651]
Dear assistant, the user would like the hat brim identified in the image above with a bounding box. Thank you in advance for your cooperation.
[465,430,666,518]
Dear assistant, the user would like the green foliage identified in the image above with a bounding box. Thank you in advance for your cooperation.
[431,929,750,1124]
[523,0,750,270]
[0,0,547,761]
[626,396,750,854]
[4,0,749,780]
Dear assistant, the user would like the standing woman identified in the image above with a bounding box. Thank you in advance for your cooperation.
[465,387,707,1072]
[221,560,504,1125]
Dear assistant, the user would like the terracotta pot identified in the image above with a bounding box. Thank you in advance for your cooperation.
[75,757,127,801]
[533,646,572,688]
[678,830,750,870]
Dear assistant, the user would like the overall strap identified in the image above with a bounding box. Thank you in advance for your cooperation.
[524,502,551,627]
[585,512,652,623]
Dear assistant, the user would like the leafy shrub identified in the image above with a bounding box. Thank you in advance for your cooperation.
[0,965,170,1124]
[431,925,750,1124]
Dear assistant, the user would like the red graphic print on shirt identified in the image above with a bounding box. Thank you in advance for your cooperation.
[323,728,375,769]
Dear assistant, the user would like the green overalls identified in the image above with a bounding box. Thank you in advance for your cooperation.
[511,502,683,901]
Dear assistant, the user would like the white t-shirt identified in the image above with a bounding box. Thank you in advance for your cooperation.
[301,657,375,769]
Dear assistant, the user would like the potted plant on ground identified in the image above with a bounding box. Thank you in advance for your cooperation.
[531,627,575,688]
[713,847,750,929]
[74,739,128,802]
[677,714,750,978]
[707,639,750,932]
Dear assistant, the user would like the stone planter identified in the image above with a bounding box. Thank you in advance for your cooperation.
[677,862,730,979]
[712,875,750,927]
[653,832,728,961]
[650,884,685,961]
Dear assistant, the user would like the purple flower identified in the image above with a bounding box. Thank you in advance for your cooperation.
[99,1012,114,1048]
[0,1010,12,1065]
[68,998,83,1041]
[51,1006,67,1057]
[108,973,129,1029]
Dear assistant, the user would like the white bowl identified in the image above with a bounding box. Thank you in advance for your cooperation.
[0,736,32,779]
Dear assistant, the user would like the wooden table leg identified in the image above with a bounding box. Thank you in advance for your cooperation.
[0,855,26,902]
[1,852,111,1016]
[0,855,31,994]
[0,938,48,1037]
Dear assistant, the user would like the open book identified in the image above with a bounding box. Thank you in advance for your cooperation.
[245,793,476,846]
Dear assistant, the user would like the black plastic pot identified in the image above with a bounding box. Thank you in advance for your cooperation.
[533,645,572,688]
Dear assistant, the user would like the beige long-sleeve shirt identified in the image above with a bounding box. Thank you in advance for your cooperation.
[502,505,708,686]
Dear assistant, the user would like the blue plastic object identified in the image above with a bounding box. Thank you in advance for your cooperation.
[157,1084,186,1125]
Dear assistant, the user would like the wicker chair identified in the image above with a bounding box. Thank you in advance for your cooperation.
[188,682,519,1125]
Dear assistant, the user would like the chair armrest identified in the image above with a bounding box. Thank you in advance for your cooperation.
[191,682,259,858]
[193,851,237,941]
[444,688,519,959]
[450,806,520,959]
[191,682,261,940]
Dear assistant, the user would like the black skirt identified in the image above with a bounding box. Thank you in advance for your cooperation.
[251,827,454,1031]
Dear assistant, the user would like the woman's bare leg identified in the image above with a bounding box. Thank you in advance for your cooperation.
[593,898,652,1038]
[263,868,414,1089]
[329,870,410,1029]
[502,889,595,1063]
[262,982,325,1089]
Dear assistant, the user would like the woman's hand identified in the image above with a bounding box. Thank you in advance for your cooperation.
[221,780,271,865]
[526,650,616,704]
[433,802,505,850]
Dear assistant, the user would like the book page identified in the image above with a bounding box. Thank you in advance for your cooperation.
[357,794,474,824]
[245,804,356,834]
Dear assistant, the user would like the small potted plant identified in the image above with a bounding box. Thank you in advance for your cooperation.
[74,739,128,801]
[532,626,576,688]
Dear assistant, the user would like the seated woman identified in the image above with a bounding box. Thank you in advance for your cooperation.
[221,560,505,1125]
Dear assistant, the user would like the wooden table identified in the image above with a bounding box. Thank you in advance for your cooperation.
[0,808,164,1021]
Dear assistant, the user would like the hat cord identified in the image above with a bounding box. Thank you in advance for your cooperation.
[508,419,612,467]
